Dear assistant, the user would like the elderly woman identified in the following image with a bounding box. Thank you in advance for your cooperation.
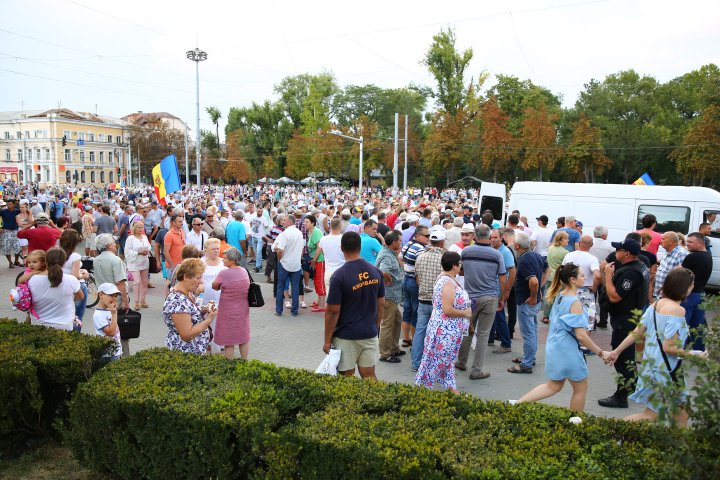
[210,227,232,258]
[212,247,251,359]
[21,248,83,331]
[163,258,216,354]
[542,231,569,323]
[415,251,472,394]
[125,221,151,309]
[202,238,227,353]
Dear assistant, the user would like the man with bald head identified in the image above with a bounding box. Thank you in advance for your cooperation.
[562,234,601,329]
[652,231,688,299]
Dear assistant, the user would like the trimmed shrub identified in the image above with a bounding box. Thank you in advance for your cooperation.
[0,319,113,452]
[68,349,718,479]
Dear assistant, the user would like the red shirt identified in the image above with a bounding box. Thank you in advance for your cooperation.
[387,212,399,229]
[17,225,62,253]
[636,228,662,255]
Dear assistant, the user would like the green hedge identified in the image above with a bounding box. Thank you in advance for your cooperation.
[67,349,718,479]
[0,319,113,452]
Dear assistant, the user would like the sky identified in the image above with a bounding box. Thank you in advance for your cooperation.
[1,0,718,137]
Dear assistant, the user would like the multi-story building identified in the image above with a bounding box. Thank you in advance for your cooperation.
[0,108,131,187]
[122,111,187,132]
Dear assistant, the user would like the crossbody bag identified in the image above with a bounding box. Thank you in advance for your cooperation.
[653,304,683,384]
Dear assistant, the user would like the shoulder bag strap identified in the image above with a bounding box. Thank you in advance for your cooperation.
[653,302,682,380]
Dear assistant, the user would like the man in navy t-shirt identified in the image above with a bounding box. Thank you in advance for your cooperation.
[324,231,385,379]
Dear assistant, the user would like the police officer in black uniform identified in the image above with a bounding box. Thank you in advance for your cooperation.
[598,238,649,408]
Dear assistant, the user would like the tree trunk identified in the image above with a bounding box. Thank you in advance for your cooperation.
[538,163,543,182]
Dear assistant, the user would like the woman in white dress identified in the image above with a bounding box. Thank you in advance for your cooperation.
[124,221,151,309]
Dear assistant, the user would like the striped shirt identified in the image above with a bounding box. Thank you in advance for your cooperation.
[415,247,445,302]
[654,245,688,298]
[401,240,426,277]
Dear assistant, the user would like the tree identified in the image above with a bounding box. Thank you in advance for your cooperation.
[670,105,720,186]
[206,106,222,151]
[480,97,515,182]
[274,72,339,129]
[284,129,345,179]
[223,130,251,182]
[565,113,612,182]
[422,28,476,116]
[486,75,561,135]
[519,101,561,180]
[127,120,185,183]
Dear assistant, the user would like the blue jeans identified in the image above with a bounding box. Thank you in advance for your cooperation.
[517,302,542,369]
[74,281,89,322]
[682,292,706,350]
[251,237,264,270]
[276,263,301,315]
[411,302,433,369]
[489,308,511,348]
[402,276,419,326]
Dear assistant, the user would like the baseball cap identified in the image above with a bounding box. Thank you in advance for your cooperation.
[576,221,584,228]
[36,212,49,223]
[429,230,446,241]
[83,205,93,211]
[341,208,351,216]
[31,198,38,203]
[97,283,121,295]
[297,201,306,208]
[460,223,475,233]
[353,206,363,214]
[407,214,420,223]
[611,239,640,255]
[0,200,6,207]
[536,215,549,224]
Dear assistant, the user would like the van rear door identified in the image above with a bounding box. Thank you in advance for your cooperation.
[479,181,506,225]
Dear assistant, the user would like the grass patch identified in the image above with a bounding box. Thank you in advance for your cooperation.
[0,442,109,480]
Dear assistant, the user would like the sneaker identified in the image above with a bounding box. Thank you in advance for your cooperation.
[379,355,401,363]
[493,347,512,354]
[597,395,628,408]
[304,286,313,293]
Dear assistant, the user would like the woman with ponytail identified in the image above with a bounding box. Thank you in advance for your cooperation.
[26,247,83,331]
[515,263,609,411]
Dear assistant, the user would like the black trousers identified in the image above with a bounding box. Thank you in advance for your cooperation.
[507,287,517,338]
[597,285,610,328]
[610,314,637,398]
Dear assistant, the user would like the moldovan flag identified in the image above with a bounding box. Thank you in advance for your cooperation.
[632,172,655,186]
[152,155,181,205]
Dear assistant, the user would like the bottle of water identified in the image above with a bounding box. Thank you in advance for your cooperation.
[196,293,204,306]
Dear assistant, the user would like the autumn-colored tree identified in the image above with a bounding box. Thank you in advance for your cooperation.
[670,105,720,186]
[285,129,346,179]
[520,102,561,180]
[127,120,185,182]
[566,113,612,182]
[481,97,515,182]
[223,130,251,182]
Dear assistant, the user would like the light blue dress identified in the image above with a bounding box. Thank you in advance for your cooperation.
[545,295,589,382]
[629,305,689,412]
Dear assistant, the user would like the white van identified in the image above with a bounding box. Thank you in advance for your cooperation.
[505,181,720,291]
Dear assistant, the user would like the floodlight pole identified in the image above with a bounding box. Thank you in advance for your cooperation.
[186,48,207,188]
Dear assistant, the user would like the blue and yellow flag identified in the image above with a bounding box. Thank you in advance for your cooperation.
[632,172,655,186]
[152,155,181,205]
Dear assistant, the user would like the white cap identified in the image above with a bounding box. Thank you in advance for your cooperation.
[341,208,351,215]
[429,230,446,241]
[98,283,121,295]
[460,223,475,233]
[407,214,420,223]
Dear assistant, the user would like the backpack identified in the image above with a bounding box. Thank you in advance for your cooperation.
[10,282,37,318]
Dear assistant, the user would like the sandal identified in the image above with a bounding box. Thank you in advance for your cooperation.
[508,365,533,374]
[512,357,536,366]
[285,301,291,309]
[402,339,412,348]
[541,317,549,324]
[301,302,308,309]
[311,307,326,313]
[134,303,140,310]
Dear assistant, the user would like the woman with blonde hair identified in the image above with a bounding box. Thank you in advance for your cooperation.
[542,231,569,323]
[202,238,227,354]
[163,258,216,354]
[516,263,608,411]
[124,221,151,309]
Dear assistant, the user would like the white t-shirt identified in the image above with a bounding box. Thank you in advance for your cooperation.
[29,274,81,331]
[562,250,600,288]
[94,309,122,357]
[62,252,82,275]
[319,233,345,272]
[201,260,226,305]
[273,225,304,272]
[531,227,552,257]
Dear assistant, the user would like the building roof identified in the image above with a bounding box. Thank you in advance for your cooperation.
[0,108,128,126]
[122,111,183,126]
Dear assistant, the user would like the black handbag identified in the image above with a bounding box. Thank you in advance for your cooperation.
[148,254,161,274]
[118,308,142,340]
[243,268,264,307]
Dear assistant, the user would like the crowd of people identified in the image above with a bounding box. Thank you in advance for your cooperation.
[1,180,715,425]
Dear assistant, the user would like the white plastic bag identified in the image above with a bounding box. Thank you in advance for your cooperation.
[315,349,341,376]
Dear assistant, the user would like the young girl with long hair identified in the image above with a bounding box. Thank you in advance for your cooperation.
[516,263,609,411]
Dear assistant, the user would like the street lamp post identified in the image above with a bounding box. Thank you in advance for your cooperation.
[186,48,207,188]
[329,130,363,198]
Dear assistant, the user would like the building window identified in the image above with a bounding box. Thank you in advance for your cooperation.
[636,205,691,235]
[26,148,32,161]
[17,149,22,161]
[80,171,85,182]
[109,171,114,183]
[66,171,71,183]
[90,171,95,183]
[44,148,50,160]
[3,132,9,140]
[80,151,85,162]
[99,134,105,142]
[63,130,70,139]
[79,132,85,140]
[100,171,105,183]
[35,149,41,161]
[24,130,30,139]
[88,133,95,142]
[16,131,22,139]
[107,135,113,143]
[4,149,9,162]
[99,151,104,163]
[64,149,70,162]
[89,151,95,162]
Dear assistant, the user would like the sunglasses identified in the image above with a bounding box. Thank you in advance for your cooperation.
[193,223,202,226]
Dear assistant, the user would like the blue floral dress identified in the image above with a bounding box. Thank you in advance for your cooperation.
[415,275,470,390]
[545,295,589,382]
[163,291,210,354]
[629,305,689,412]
